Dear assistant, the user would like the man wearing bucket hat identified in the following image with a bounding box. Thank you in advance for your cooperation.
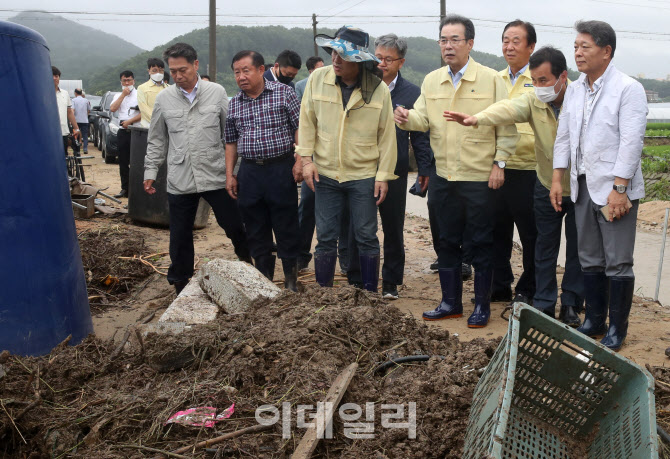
[297,25,397,293]
[395,15,518,328]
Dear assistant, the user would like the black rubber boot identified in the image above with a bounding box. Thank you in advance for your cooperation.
[359,254,380,293]
[173,279,189,295]
[423,268,463,320]
[558,304,581,327]
[282,258,298,292]
[314,252,337,287]
[468,269,493,328]
[576,271,608,337]
[254,255,276,281]
[600,276,635,351]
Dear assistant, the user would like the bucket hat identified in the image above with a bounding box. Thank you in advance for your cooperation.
[315,26,380,63]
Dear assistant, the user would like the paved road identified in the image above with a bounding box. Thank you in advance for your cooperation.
[404,173,670,306]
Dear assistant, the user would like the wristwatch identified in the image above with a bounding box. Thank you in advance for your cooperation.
[613,184,627,193]
[494,160,506,169]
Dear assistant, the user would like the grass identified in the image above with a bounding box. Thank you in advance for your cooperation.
[642,145,670,174]
[647,123,670,130]
[646,129,670,137]
[645,178,670,201]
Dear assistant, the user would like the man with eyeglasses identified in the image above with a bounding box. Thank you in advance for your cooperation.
[395,14,517,328]
[110,70,141,198]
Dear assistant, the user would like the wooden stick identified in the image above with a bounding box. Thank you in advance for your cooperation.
[168,424,273,455]
[109,327,131,361]
[291,362,358,459]
[14,395,41,421]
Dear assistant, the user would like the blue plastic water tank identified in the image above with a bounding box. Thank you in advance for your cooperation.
[0,21,93,356]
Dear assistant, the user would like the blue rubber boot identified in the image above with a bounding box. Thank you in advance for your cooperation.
[359,253,380,293]
[423,268,463,321]
[600,276,634,351]
[314,251,337,287]
[468,269,493,328]
[576,271,608,338]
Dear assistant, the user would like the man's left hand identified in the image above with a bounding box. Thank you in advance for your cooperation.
[418,175,430,193]
[121,120,132,129]
[374,181,388,205]
[607,189,631,221]
[488,164,505,189]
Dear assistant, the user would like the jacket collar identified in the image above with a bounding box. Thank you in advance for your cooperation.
[576,61,616,89]
[440,57,477,84]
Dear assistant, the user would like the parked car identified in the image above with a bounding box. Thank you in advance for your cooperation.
[84,95,101,141]
[90,91,119,150]
[98,108,121,163]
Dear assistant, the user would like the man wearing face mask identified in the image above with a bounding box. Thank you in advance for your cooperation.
[110,70,140,198]
[137,57,169,128]
[264,49,302,89]
[444,46,582,327]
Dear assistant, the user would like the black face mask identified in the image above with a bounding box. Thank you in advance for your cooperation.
[277,68,294,85]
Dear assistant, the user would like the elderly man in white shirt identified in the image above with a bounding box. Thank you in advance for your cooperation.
[550,20,647,352]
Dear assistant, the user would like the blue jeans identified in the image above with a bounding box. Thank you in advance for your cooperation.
[79,123,89,152]
[315,175,379,256]
[533,178,584,309]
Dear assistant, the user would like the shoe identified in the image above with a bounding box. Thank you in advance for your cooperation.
[359,254,380,293]
[254,255,276,281]
[576,272,608,338]
[423,268,463,320]
[239,256,253,265]
[114,189,128,198]
[297,257,310,272]
[282,258,298,292]
[468,269,493,328]
[349,281,364,289]
[429,258,438,272]
[559,304,581,327]
[314,252,337,287]
[173,279,189,295]
[534,303,556,318]
[382,281,399,300]
[511,293,532,306]
[600,276,635,351]
[461,263,472,280]
[490,286,513,302]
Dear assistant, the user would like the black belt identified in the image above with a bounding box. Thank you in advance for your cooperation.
[242,152,292,165]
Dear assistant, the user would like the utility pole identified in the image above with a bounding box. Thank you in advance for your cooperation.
[440,0,446,67]
[312,14,318,56]
[209,0,216,82]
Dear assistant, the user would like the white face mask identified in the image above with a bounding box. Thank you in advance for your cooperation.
[150,73,164,83]
[534,77,562,103]
[123,85,134,92]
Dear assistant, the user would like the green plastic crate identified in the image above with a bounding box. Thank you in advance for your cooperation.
[463,303,658,458]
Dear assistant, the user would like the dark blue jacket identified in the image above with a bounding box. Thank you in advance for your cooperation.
[264,68,296,89]
[391,72,433,176]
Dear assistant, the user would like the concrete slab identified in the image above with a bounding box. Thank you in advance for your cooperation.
[198,259,281,314]
[159,278,219,325]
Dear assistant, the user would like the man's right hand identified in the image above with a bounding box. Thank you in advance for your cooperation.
[143,179,156,195]
[443,110,478,126]
[394,106,409,125]
[121,86,132,97]
[549,181,563,212]
[303,162,319,192]
[226,175,238,200]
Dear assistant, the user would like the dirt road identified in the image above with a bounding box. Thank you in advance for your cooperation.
[77,148,670,368]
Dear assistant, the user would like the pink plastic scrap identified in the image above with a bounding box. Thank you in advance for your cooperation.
[165,403,235,427]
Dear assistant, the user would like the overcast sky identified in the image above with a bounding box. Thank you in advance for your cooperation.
[4,0,670,79]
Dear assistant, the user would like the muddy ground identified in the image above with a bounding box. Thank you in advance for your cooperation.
[1,148,669,457]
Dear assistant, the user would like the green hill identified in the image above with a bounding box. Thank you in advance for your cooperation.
[9,11,144,83]
[83,25,509,95]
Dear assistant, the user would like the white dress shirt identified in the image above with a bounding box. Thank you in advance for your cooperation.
[112,88,140,127]
[508,63,529,86]
[55,88,71,136]
[553,63,648,206]
[179,81,199,104]
[387,73,399,92]
[448,58,470,88]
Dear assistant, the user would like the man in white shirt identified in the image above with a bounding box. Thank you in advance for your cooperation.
[71,89,91,153]
[551,20,647,351]
[52,66,80,156]
[110,70,141,198]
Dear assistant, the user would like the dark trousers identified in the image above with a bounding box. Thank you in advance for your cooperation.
[429,175,494,270]
[63,136,69,156]
[348,173,408,285]
[492,168,537,296]
[298,181,350,268]
[79,123,89,152]
[167,189,249,284]
[533,178,584,310]
[117,128,131,191]
[237,155,300,260]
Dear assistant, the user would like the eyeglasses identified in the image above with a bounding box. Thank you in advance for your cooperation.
[437,38,467,46]
[376,56,403,65]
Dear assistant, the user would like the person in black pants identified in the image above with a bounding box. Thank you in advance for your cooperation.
[346,34,433,299]
[110,70,141,198]
[225,50,302,292]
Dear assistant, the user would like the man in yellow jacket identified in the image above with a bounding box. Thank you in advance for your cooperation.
[444,46,583,327]
[491,20,538,306]
[137,57,169,128]
[298,26,397,292]
[395,15,518,328]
